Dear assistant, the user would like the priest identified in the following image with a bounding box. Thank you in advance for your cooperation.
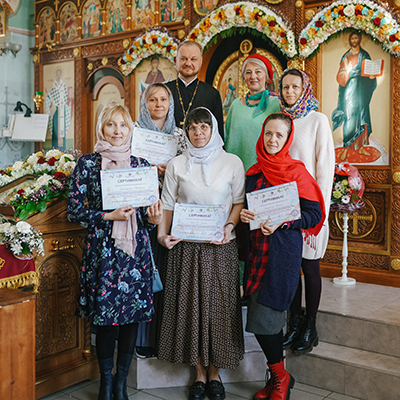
[166,40,224,139]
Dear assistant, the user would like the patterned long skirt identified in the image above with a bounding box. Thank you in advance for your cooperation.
[157,240,244,369]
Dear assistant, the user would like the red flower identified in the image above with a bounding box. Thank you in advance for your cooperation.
[390,34,398,42]
[300,38,308,45]
[338,9,344,16]
[235,7,241,15]
[54,172,66,180]
[129,47,134,54]
[373,17,381,26]
[189,33,197,41]
[37,157,46,164]
[166,44,172,52]
[280,31,286,38]
[254,12,261,21]
[355,8,361,16]
[120,59,126,65]
[269,20,276,27]
[152,38,157,44]
[48,157,56,166]
[17,189,25,195]
[315,20,323,28]
[0,170,5,174]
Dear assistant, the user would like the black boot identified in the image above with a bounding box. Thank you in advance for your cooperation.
[98,357,114,400]
[113,352,133,400]
[292,315,318,355]
[283,312,304,350]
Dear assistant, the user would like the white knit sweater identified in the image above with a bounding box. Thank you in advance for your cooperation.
[289,111,335,259]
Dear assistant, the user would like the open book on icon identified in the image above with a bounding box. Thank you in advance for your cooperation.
[361,59,384,77]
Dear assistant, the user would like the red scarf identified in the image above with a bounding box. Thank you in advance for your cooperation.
[247,113,326,248]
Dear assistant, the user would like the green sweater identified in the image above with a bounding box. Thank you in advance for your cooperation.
[225,97,280,172]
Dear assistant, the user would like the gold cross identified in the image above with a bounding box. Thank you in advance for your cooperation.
[348,212,373,235]
[54,0,60,11]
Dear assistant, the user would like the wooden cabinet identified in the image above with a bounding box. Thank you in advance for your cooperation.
[0,176,98,398]
[0,288,36,400]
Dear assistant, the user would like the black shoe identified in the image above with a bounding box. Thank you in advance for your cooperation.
[189,381,206,400]
[292,315,319,355]
[207,379,226,400]
[283,312,304,350]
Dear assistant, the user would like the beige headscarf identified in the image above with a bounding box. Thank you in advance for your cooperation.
[94,105,138,258]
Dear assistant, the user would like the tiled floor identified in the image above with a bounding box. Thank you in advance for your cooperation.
[40,276,400,400]
[39,378,363,400]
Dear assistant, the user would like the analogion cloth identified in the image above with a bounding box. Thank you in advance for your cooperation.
[0,245,38,292]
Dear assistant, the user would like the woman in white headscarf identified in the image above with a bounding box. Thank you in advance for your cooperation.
[157,108,245,400]
[67,103,163,400]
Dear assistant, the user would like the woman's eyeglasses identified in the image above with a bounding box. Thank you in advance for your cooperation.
[186,124,210,134]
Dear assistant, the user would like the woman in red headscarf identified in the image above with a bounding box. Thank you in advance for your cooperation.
[240,113,324,400]
[225,54,281,172]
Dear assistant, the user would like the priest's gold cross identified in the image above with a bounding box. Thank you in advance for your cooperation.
[342,212,373,235]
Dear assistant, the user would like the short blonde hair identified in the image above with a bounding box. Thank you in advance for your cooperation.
[177,40,203,57]
[96,103,134,140]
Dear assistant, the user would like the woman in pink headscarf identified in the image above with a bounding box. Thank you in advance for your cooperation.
[68,103,163,400]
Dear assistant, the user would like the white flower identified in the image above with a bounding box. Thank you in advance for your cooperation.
[45,149,62,159]
[10,242,23,255]
[145,34,153,45]
[344,4,355,17]
[62,161,76,174]
[59,154,74,165]
[52,179,62,188]
[16,221,32,234]
[225,6,236,20]
[341,195,351,204]
[12,161,24,171]
[9,225,18,234]
[26,154,39,165]
[243,5,254,19]
[35,174,52,188]
[0,222,11,233]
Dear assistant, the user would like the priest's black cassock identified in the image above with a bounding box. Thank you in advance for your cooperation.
[166,78,224,140]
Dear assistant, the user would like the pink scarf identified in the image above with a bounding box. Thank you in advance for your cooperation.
[94,128,138,258]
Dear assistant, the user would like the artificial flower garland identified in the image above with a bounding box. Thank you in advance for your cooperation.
[119,29,179,76]
[188,1,297,58]
[299,0,400,58]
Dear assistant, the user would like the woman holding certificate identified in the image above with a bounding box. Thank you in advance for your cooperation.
[133,82,186,359]
[239,113,324,400]
[158,107,245,400]
[133,82,187,184]
[278,69,335,355]
[67,103,163,400]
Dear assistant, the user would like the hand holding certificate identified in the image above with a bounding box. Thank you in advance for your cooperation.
[245,181,301,231]
[171,203,226,242]
[100,166,159,210]
[131,127,178,165]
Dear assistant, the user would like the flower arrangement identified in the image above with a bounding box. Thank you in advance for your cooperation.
[0,149,78,221]
[188,2,297,58]
[119,29,179,76]
[299,0,400,58]
[331,162,365,213]
[0,217,44,258]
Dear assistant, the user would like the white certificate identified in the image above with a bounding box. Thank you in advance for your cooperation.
[246,181,301,230]
[132,127,178,165]
[171,203,226,242]
[100,166,159,210]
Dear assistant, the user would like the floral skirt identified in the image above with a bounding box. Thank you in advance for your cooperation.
[157,240,244,369]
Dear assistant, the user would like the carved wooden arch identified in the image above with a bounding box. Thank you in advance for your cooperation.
[56,0,78,20]
[92,75,125,101]
[86,63,124,85]
[35,5,55,25]
[79,0,105,15]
